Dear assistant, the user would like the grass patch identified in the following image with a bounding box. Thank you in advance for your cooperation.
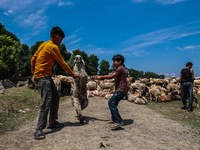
[147,96,200,134]
[0,86,71,134]
[1,86,200,135]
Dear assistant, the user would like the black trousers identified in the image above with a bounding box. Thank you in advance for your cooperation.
[34,76,60,130]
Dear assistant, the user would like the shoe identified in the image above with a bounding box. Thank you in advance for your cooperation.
[181,106,188,110]
[111,122,124,130]
[47,121,64,129]
[107,120,115,124]
[188,108,193,112]
[34,130,45,140]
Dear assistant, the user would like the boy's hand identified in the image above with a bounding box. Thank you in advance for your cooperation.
[93,76,101,80]
[73,73,78,78]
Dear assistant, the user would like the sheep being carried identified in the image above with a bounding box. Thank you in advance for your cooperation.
[72,55,89,125]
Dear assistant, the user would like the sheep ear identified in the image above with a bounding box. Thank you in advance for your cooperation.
[82,59,85,66]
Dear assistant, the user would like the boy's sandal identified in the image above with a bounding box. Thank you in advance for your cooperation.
[47,121,64,129]
[111,122,124,130]
[34,130,45,140]
[107,120,115,124]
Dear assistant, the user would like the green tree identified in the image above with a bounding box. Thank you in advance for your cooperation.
[143,72,161,79]
[88,54,99,75]
[53,44,71,75]
[99,59,110,75]
[109,64,115,73]
[30,41,44,56]
[129,68,144,79]
[0,35,20,79]
[18,44,31,76]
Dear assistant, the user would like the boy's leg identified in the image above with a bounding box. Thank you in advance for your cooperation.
[181,83,187,108]
[35,77,53,130]
[49,77,60,121]
[108,91,124,123]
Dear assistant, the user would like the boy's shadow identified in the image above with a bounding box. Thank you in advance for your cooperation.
[123,119,134,126]
[44,116,104,135]
[44,117,134,134]
[109,119,134,131]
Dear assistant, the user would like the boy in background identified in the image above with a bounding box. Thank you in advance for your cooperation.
[94,54,127,129]
[180,62,194,112]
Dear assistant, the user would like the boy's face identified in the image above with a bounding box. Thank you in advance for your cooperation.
[53,34,63,45]
[113,60,121,68]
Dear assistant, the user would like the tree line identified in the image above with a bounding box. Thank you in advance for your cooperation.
[0,22,164,80]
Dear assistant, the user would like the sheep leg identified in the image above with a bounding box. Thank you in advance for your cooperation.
[73,97,85,124]
[193,95,199,108]
[155,96,159,103]
[150,94,153,101]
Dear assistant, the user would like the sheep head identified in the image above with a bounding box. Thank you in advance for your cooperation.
[74,55,85,66]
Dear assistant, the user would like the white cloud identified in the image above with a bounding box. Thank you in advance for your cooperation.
[177,45,200,51]
[3,10,14,15]
[121,22,200,53]
[22,9,47,28]
[155,0,186,5]
[132,0,146,3]
[132,50,148,56]
[3,12,8,16]
[0,0,33,11]
[68,38,82,46]
[131,0,186,5]
[58,1,74,7]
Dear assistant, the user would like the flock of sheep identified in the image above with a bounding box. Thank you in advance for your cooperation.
[31,75,199,108]
[27,75,200,108]
[87,77,199,108]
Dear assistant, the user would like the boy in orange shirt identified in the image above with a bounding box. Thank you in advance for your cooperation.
[31,26,75,140]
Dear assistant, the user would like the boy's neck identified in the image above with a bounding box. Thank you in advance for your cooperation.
[116,64,122,68]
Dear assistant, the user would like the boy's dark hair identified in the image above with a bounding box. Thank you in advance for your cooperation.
[186,62,193,67]
[112,54,125,65]
[50,26,65,38]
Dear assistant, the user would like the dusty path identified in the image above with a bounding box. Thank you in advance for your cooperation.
[0,97,200,150]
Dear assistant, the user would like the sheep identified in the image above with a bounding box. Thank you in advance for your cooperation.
[99,81,114,90]
[61,80,71,95]
[148,86,161,102]
[52,76,61,96]
[159,93,173,102]
[192,87,199,108]
[72,55,89,125]
[105,93,113,99]
[26,76,37,89]
[130,82,148,97]
[87,81,97,90]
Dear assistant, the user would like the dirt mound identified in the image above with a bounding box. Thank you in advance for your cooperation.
[0,97,200,150]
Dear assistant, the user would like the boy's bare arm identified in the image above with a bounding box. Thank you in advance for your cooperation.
[179,70,182,83]
[94,72,116,80]
[190,69,194,81]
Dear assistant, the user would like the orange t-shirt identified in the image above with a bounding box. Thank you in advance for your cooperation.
[31,40,74,78]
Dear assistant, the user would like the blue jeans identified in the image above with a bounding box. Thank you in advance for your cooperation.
[108,91,125,123]
[181,82,193,108]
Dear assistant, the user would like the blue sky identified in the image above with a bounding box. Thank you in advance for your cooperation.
[0,0,200,77]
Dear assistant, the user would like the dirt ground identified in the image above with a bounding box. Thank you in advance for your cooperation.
[0,96,200,150]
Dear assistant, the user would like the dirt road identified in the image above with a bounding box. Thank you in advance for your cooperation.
[0,96,200,150]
